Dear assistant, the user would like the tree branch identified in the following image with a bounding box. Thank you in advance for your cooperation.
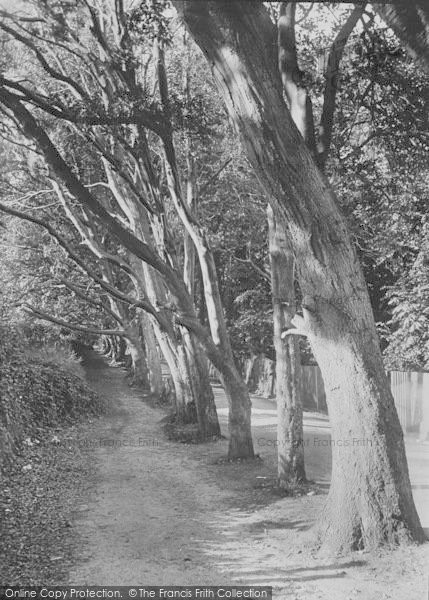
[0,87,188,303]
[317,4,365,169]
[21,303,126,337]
[0,74,167,139]
[0,200,171,335]
[198,157,232,196]
[373,3,429,73]
[234,255,270,283]
[59,278,125,326]
[51,180,138,281]
[340,128,386,161]
[0,22,89,99]
[278,2,318,158]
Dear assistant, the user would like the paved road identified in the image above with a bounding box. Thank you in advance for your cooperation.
[213,384,429,530]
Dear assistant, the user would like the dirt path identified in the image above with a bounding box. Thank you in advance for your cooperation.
[68,359,230,585]
[68,357,428,599]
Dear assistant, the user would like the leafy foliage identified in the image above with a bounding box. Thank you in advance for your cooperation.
[0,1,428,373]
[0,322,102,470]
[323,22,429,368]
[383,231,429,370]
[229,288,274,361]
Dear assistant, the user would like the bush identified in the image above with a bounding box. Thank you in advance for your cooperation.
[24,345,85,380]
[0,322,102,469]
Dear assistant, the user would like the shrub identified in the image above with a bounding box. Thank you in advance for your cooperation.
[24,345,85,380]
[0,322,102,469]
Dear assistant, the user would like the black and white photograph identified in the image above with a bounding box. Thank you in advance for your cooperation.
[0,1,428,598]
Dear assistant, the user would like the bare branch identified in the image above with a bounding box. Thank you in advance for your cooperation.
[59,278,125,326]
[340,128,386,161]
[21,303,126,337]
[296,4,314,25]
[0,22,89,99]
[51,180,138,281]
[234,255,270,283]
[0,88,188,300]
[198,157,232,196]
[0,199,172,334]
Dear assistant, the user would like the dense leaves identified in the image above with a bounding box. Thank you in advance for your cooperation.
[0,1,428,371]
[0,323,102,469]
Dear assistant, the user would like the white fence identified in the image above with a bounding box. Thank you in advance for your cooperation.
[389,371,429,434]
[242,355,429,436]
[302,367,429,434]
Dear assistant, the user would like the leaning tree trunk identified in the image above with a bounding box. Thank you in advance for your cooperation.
[176,0,425,552]
[106,335,126,364]
[181,329,221,439]
[163,149,254,458]
[213,357,254,459]
[140,312,163,395]
[103,158,220,439]
[268,205,305,484]
[142,258,220,439]
[157,36,254,458]
[374,2,429,73]
[124,322,150,388]
[139,221,221,439]
[128,252,163,395]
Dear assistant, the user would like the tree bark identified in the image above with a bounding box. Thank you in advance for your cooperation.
[374,2,429,73]
[140,312,163,395]
[157,40,254,458]
[125,325,150,388]
[0,21,245,455]
[278,3,317,157]
[103,156,220,437]
[268,205,305,484]
[217,359,254,459]
[175,0,425,551]
[107,335,126,364]
[181,329,220,439]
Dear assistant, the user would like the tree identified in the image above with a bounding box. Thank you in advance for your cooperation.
[269,1,364,486]
[373,2,429,73]
[174,0,425,552]
[0,1,261,455]
[326,20,429,368]
[268,204,305,484]
[0,192,149,382]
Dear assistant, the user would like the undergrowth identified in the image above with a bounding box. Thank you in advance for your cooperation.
[0,322,102,469]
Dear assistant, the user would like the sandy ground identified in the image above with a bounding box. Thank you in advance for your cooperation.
[67,358,429,599]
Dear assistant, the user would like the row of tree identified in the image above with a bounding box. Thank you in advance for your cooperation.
[0,0,428,554]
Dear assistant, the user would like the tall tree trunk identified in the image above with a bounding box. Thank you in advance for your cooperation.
[125,327,150,388]
[127,251,163,395]
[101,335,111,357]
[157,36,254,458]
[140,312,163,395]
[103,158,220,438]
[183,32,197,301]
[107,335,126,364]
[268,205,305,484]
[267,2,312,484]
[216,358,254,459]
[162,132,254,458]
[153,328,190,413]
[181,329,220,439]
[176,0,425,552]
[139,218,221,439]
